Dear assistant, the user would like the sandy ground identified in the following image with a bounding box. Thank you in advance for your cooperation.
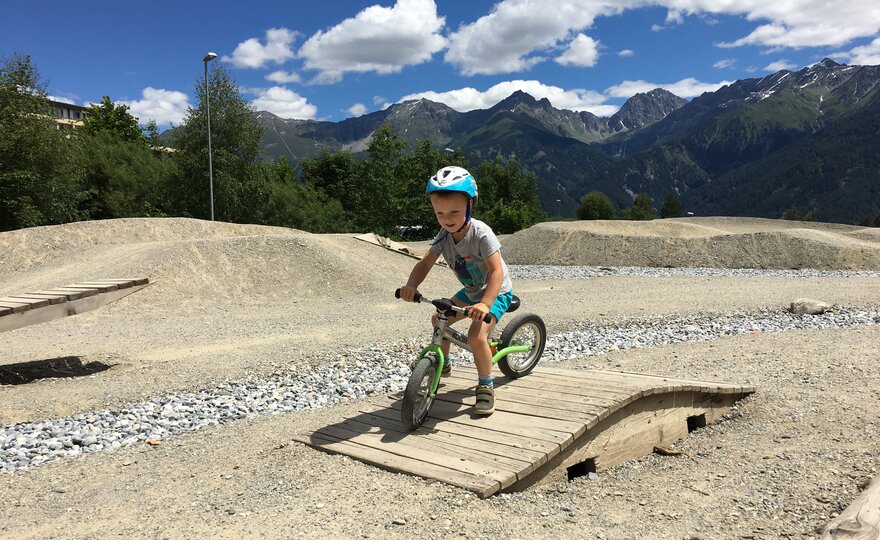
[1,217,879,538]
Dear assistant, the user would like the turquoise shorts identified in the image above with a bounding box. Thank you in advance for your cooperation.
[453,289,514,323]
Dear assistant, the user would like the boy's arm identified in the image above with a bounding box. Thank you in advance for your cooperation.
[469,251,504,321]
[399,249,439,302]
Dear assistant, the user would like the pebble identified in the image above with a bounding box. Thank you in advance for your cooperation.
[1,266,878,473]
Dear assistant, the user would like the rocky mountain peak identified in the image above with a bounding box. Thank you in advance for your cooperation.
[608,88,687,132]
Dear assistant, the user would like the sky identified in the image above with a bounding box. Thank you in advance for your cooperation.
[4,0,880,127]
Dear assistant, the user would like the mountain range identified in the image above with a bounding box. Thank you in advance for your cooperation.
[255,58,880,223]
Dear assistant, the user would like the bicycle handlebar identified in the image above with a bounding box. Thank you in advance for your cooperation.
[395,288,494,324]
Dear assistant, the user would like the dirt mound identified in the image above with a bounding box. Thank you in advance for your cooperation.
[0,218,417,308]
[502,218,880,270]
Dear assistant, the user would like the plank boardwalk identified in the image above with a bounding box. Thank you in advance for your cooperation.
[293,365,756,498]
[0,279,150,334]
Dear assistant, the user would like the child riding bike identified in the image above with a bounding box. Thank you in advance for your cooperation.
[398,166,514,415]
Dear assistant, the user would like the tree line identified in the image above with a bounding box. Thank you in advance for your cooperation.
[0,52,544,238]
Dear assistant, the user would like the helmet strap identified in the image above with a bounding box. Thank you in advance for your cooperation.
[454,199,473,233]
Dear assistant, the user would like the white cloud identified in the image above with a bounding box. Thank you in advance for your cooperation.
[266,70,302,84]
[223,28,297,69]
[444,0,880,76]
[445,0,628,76]
[347,103,367,117]
[605,77,733,98]
[119,87,190,125]
[372,95,387,106]
[838,37,880,66]
[555,33,600,67]
[250,87,317,119]
[764,59,797,71]
[713,58,736,69]
[400,79,610,115]
[299,0,446,83]
[617,49,635,57]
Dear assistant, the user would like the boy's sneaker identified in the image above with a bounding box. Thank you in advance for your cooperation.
[441,361,452,377]
[474,385,495,415]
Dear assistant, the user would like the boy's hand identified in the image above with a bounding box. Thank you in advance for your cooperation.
[468,302,490,322]
[399,285,419,302]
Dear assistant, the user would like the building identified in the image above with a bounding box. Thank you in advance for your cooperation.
[49,99,88,130]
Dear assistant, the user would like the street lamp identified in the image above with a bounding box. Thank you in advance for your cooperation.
[556,199,561,217]
[203,52,218,221]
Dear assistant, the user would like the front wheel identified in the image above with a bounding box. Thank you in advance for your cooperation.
[401,354,438,430]
[497,313,546,378]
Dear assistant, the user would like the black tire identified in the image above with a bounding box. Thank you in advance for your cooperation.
[497,313,546,378]
[401,354,438,430]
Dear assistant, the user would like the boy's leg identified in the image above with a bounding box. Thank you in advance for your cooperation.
[469,318,497,415]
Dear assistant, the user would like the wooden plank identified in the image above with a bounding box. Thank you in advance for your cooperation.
[7,293,67,305]
[821,474,880,539]
[86,279,135,289]
[93,277,149,286]
[386,397,575,446]
[339,416,535,482]
[432,393,591,435]
[0,305,11,317]
[32,288,96,301]
[0,283,150,334]
[292,431,499,498]
[312,422,517,489]
[445,370,635,400]
[444,371,636,403]
[441,386,605,420]
[361,405,557,462]
[69,282,119,293]
[0,296,50,309]
[0,300,31,313]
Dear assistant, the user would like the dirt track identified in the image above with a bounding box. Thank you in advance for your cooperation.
[1,217,879,538]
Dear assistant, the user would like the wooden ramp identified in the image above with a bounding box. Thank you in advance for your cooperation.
[293,366,755,498]
[0,279,150,334]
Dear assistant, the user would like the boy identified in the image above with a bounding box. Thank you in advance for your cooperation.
[399,166,514,415]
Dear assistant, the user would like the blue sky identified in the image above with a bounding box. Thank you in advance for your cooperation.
[4,0,880,126]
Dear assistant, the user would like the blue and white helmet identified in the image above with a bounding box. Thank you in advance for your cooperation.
[426,166,477,199]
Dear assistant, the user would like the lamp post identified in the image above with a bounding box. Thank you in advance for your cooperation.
[556,199,561,217]
[203,52,218,221]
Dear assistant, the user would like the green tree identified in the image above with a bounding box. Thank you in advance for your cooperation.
[0,52,86,230]
[394,140,447,238]
[621,193,657,221]
[77,131,175,219]
[476,157,545,233]
[261,157,348,232]
[171,65,265,222]
[660,193,683,218]
[782,207,802,220]
[577,191,615,220]
[83,96,145,143]
[361,124,407,234]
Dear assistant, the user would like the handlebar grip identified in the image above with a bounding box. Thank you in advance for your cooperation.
[483,313,494,324]
[394,288,422,303]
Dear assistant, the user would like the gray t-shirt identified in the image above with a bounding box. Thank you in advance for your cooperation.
[429,219,512,302]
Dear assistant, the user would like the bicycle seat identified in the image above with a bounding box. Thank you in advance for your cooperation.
[507,295,521,313]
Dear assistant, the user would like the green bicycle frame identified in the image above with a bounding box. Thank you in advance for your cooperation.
[417,338,533,396]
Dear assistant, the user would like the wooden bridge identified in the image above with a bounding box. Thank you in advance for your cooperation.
[0,279,150,334]
[293,365,755,498]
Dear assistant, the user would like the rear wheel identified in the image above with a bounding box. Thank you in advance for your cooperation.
[497,313,546,378]
[401,354,438,430]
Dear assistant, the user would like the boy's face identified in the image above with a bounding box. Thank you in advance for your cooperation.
[430,193,470,234]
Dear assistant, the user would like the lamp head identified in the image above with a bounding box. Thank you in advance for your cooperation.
[203,52,218,62]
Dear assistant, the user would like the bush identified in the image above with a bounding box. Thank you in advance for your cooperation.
[577,191,615,220]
